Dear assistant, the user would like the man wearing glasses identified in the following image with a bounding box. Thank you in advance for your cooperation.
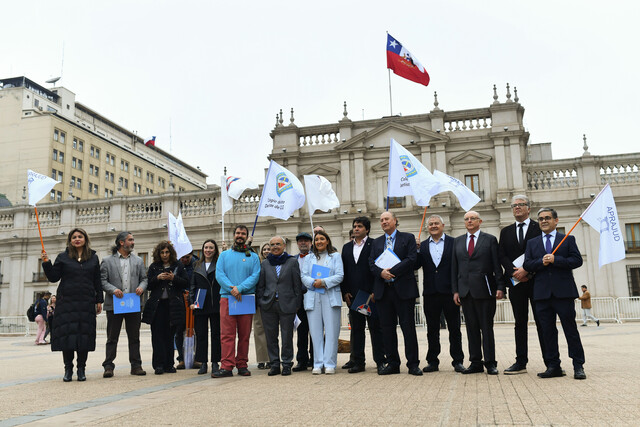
[452,211,505,375]
[498,195,546,375]
[523,208,586,380]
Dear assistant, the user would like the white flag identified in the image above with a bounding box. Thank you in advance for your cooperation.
[168,212,193,259]
[256,161,305,220]
[220,175,258,215]
[303,175,340,214]
[387,139,440,206]
[27,169,59,206]
[433,170,481,211]
[581,184,625,267]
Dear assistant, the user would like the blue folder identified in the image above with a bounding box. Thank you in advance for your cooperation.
[194,288,207,309]
[350,289,377,317]
[228,294,256,315]
[311,264,331,294]
[113,293,140,314]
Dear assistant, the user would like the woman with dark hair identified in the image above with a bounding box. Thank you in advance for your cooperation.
[33,292,48,345]
[253,243,271,370]
[142,241,188,375]
[189,239,222,375]
[301,230,344,375]
[42,228,103,382]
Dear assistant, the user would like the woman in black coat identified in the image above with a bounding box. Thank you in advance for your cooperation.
[42,228,103,382]
[189,239,221,375]
[142,241,188,374]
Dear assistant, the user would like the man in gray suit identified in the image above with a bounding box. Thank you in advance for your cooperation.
[256,236,303,376]
[452,211,505,375]
[101,231,148,377]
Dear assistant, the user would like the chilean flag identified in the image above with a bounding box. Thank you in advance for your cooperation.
[386,34,430,87]
[145,136,156,147]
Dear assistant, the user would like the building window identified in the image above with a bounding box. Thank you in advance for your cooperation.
[51,169,63,181]
[70,176,76,188]
[53,129,65,143]
[384,196,406,209]
[134,183,141,193]
[464,174,484,201]
[179,186,185,192]
[138,252,149,268]
[53,149,65,163]
[76,178,82,190]
[104,189,114,198]
[49,190,62,202]
[627,265,640,296]
[89,183,99,195]
[106,153,115,166]
[146,172,154,183]
[134,166,142,177]
[119,177,129,189]
[626,223,640,252]
[121,160,129,172]
[72,138,84,152]
[59,131,66,144]
[90,146,101,159]
[145,188,153,194]
[158,177,165,188]
[89,164,99,177]
[72,157,83,170]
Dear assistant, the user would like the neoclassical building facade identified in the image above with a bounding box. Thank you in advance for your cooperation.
[1,86,639,315]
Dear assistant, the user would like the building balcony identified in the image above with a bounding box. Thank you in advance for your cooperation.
[625,241,640,253]
[32,272,48,283]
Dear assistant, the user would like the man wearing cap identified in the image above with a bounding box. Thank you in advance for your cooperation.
[292,232,314,371]
[101,231,148,377]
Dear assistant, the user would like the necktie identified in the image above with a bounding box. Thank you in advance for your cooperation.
[468,234,475,257]
[518,223,525,245]
[386,236,393,250]
[545,234,552,254]
[275,265,281,277]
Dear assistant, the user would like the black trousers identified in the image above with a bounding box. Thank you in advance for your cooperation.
[377,285,419,369]
[103,310,143,369]
[460,296,496,367]
[63,350,88,369]
[194,312,221,364]
[174,323,185,362]
[151,299,176,370]
[423,293,464,366]
[348,309,386,367]
[262,301,296,367]
[535,297,585,370]
[508,282,547,366]
[295,306,313,364]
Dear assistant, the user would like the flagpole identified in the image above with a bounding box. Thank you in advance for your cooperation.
[388,69,393,116]
[417,206,428,242]
[551,217,582,255]
[34,206,46,254]
[251,161,274,237]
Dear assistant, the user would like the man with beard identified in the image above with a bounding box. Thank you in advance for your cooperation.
[213,225,261,377]
[101,231,148,377]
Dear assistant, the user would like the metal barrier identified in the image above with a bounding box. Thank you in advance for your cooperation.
[0,316,31,335]
[574,297,621,324]
[617,297,640,321]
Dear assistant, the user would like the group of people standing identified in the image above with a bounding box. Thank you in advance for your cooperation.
[39,193,589,382]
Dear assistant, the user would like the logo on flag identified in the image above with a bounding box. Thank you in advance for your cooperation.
[400,155,417,177]
[276,172,292,196]
[226,177,240,191]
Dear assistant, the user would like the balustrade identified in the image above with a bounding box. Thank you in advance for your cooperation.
[126,201,162,221]
[600,163,640,185]
[76,206,110,224]
[180,196,216,217]
[29,209,61,227]
[0,213,13,230]
[527,168,578,190]
[299,131,341,146]
[233,192,261,213]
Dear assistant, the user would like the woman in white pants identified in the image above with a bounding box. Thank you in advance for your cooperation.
[301,231,344,374]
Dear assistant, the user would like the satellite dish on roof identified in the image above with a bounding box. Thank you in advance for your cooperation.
[46,76,61,86]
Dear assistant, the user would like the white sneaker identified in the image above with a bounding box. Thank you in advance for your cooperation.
[312,368,322,375]
[325,367,336,375]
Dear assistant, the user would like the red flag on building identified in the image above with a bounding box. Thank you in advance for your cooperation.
[145,136,156,147]
[386,34,430,86]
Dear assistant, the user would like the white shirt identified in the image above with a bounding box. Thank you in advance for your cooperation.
[352,236,368,263]
[118,253,131,292]
[542,229,557,249]
[515,218,531,243]
[466,230,480,252]
[428,234,446,267]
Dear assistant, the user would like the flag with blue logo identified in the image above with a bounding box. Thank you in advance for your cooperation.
[581,183,625,267]
[387,139,440,207]
[256,161,305,220]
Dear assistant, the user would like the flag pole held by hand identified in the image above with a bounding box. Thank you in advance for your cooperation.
[551,217,582,255]
[34,206,46,254]
[418,206,428,242]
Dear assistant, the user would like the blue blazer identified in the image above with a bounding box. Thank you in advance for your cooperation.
[523,233,583,301]
[368,230,419,301]
[301,252,344,309]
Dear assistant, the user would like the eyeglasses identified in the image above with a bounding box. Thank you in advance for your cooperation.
[464,217,479,222]
[511,203,528,208]
[538,215,554,222]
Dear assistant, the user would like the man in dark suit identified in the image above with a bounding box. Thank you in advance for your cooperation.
[292,232,313,371]
[256,236,302,376]
[415,215,464,373]
[368,211,422,376]
[452,211,505,375]
[523,207,586,380]
[341,216,386,374]
[498,195,546,374]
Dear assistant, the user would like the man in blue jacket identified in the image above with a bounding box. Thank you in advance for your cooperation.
[523,207,586,380]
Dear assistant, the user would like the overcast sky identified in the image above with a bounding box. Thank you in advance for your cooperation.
[2,0,638,185]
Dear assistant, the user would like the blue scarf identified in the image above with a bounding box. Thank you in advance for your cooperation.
[267,252,291,266]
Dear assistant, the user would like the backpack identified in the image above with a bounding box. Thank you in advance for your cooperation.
[27,303,36,322]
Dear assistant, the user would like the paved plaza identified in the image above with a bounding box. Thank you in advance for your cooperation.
[0,322,638,426]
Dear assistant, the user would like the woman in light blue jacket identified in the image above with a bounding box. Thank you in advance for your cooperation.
[301,230,344,374]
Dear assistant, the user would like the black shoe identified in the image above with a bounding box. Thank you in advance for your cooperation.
[292,363,308,372]
[63,367,73,382]
[378,365,400,375]
[462,364,484,374]
[422,363,439,373]
[154,368,164,375]
[348,365,366,373]
[238,367,251,376]
[537,367,566,378]
[307,360,314,368]
[198,363,208,375]
[377,364,385,374]
[257,362,266,370]
[212,369,233,378]
[103,367,114,378]
[268,366,281,376]
[212,362,220,372]
[453,363,465,373]
[574,367,587,380]
[282,366,292,376]
[77,368,86,381]
[176,361,186,370]
[130,366,146,376]
[265,362,271,369]
[486,365,499,375]
[408,366,423,376]
[342,361,355,369]
[504,363,527,375]
[164,366,177,373]
[596,320,600,327]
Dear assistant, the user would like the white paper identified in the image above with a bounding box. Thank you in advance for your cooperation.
[511,254,525,286]
[294,315,301,330]
[375,248,401,270]
[485,275,492,296]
